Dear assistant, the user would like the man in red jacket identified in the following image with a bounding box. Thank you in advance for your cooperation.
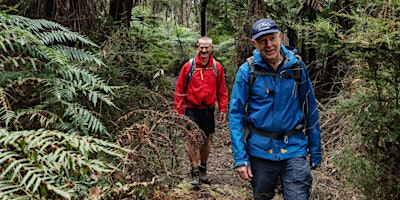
[174,36,229,188]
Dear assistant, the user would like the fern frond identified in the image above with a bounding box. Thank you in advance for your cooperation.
[9,15,69,32]
[42,65,116,108]
[46,184,72,200]
[37,30,85,46]
[0,128,128,199]
[0,13,97,48]
[1,13,116,136]
[0,89,15,128]
[52,45,104,66]
[0,33,16,52]
[0,181,21,199]
[8,27,44,46]
[27,109,61,128]
[40,46,70,68]
[58,66,113,93]
[60,101,109,135]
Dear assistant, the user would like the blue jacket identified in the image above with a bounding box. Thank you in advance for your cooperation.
[229,46,322,168]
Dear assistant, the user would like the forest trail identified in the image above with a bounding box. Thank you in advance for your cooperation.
[166,76,284,200]
[170,112,285,200]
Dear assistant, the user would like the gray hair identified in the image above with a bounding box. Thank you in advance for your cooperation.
[198,36,213,46]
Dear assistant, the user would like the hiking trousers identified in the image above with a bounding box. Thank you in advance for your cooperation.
[250,156,312,200]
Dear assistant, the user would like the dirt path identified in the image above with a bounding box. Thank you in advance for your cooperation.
[186,122,253,200]
[167,75,285,199]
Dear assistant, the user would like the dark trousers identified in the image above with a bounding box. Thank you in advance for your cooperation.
[250,156,312,200]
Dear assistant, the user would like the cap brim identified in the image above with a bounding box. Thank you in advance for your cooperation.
[252,29,279,40]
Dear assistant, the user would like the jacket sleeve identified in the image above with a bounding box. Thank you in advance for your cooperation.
[299,62,322,167]
[229,63,251,167]
[174,62,190,114]
[216,62,229,113]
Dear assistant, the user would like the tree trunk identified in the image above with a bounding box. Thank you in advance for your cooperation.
[109,0,136,28]
[287,27,298,48]
[200,0,208,36]
[21,0,99,34]
[234,0,265,68]
[301,4,317,68]
[178,0,184,25]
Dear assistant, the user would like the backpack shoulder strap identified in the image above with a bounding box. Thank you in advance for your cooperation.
[288,48,303,84]
[245,56,255,120]
[246,56,256,89]
[188,58,196,80]
[212,58,218,78]
[188,58,217,79]
[185,57,219,93]
[184,58,196,94]
[286,47,305,113]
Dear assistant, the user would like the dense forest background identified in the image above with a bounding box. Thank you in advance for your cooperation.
[1,0,400,199]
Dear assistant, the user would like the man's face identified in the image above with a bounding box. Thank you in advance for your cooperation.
[197,41,213,60]
[252,32,282,61]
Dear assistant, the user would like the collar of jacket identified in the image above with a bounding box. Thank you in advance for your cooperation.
[195,54,214,68]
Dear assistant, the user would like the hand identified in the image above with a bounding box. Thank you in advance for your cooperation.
[236,166,253,181]
[219,112,227,123]
[311,163,320,170]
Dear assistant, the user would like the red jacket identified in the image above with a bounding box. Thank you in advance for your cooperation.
[174,54,228,114]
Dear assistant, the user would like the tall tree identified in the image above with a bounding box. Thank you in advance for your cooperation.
[300,2,318,79]
[109,0,139,28]
[200,0,208,36]
[21,0,99,34]
[233,0,265,68]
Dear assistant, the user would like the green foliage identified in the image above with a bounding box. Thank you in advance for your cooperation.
[212,37,236,93]
[101,6,199,86]
[206,0,237,37]
[0,13,116,136]
[98,6,204,130]
[0,128,128,199]
[0,0,19,14]
[266,0,304,24]
[317,1,400,199]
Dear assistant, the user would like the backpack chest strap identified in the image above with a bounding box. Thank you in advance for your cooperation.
[247,122,304,140]
[253,70,297,79]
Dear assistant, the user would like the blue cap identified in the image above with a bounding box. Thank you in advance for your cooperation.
[251,18,280,40]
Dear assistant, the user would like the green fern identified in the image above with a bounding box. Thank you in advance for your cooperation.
[2,14,97,47]
[0,13,116,136]
[52,45,103,66]
[0,128,128,199]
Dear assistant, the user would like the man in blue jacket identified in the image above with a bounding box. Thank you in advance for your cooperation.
[229,18,322,200]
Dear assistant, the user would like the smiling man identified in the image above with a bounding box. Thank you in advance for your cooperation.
[174,36,228,189]
[229,18,322,200]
